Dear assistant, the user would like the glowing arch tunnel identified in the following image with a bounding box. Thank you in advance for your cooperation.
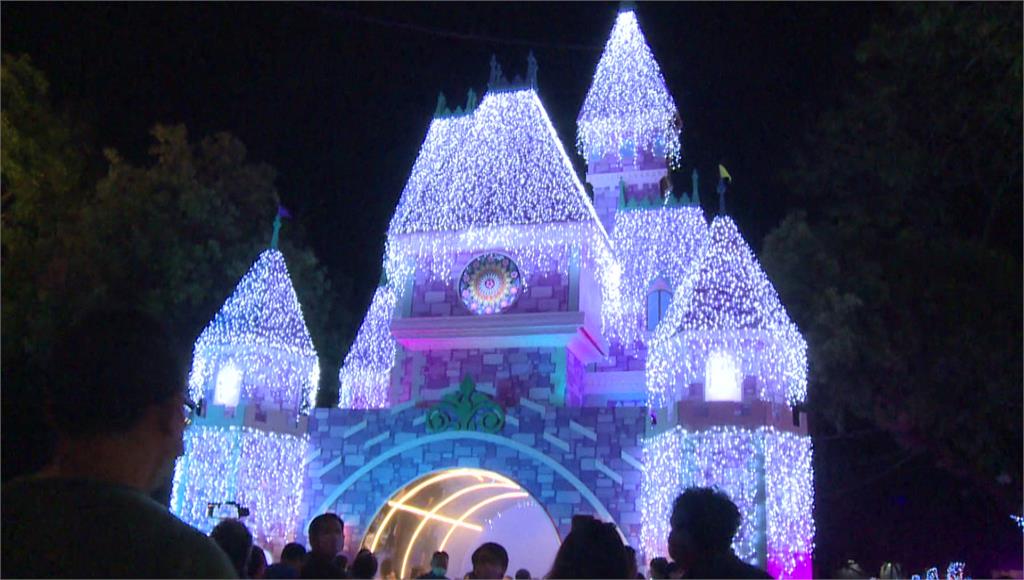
[361,468,561,579]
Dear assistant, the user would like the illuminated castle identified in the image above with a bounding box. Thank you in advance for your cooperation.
[173,7,813,578]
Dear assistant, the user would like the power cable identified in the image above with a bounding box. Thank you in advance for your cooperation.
[302,4,605,52]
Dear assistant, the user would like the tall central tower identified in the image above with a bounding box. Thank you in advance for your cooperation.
[577,7,681,236]
[577,8,815,578]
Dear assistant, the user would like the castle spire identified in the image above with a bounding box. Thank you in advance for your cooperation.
[526,51,538,88]
[577,8,680,165]
[270,205,291,249]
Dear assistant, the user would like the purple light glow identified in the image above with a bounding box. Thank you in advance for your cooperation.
[641,426,814,578]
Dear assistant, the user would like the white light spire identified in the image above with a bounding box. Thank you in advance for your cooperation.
[577,9,681,165]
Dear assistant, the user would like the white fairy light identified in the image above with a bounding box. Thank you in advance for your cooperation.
[647,216,807,407]
[189,249,320,413]
[339,284,400,409]
[640,426,814,578]
[578,10,681,166]
[390,90,603,236]
[171,425,309,549]
[609,206,709,346]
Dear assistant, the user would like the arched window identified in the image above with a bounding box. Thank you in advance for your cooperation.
[646,288,672,331]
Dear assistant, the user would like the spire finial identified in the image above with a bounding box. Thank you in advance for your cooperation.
[619,0,636,13]
[526,51,538,89]
[465,87,478,112]
[488,54,504,91]
[434,92,448,117]
[270,205,291,249]
[270,215,282,249]
[717,164,732,215]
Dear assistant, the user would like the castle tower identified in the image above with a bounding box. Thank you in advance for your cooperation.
[577,7,681,235]
[340,75,624,413]
[171,245,319,557]
[576,7,706,405]
[642,216,813,578]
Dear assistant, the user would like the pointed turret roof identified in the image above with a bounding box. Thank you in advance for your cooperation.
[191,249,319,409]
[338,282,399,409]
[674,216,798,333]
[195,249,317,355]
[647,216,808,405]
[577,9,680,164]
[389,89,602,235]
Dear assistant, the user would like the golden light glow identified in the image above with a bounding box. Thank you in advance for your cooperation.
[399,482,519,578]
[368,468,510,551]
[384,501,484,531]
[438,492,530,552]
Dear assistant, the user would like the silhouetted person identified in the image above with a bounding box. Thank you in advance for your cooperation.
[1,308,236,578]
[834,560,867,579]
[668,488,772,579]
[470,542,509,579]
[212,518,255,578]
[649,557,669,579]
[547,514,628,579]
[334,555,349,576]
[301,513,347,578]
[267,543,307,579]
[350,549,378,579]
[514,569,532,579]
[418,551,450,579]
[624,546,640,580]
[249,547,269,579]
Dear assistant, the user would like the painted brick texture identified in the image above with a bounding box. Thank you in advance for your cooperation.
[300,405,646,558]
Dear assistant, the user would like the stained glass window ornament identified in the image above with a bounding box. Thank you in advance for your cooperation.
[459,253,524,315]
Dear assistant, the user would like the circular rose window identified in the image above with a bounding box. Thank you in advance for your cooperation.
[459,253,523,315]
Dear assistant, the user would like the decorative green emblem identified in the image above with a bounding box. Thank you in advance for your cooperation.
[425,376,505,434]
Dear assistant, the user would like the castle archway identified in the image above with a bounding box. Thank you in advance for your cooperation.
[361,468,560,579]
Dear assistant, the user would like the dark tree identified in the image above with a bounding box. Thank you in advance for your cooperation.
[1,55,349,480]
[762,3,1022,514]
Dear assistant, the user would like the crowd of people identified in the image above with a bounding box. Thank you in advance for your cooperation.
[0,309,775,579]
[205,486,769,579]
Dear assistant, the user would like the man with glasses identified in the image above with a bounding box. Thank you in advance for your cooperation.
[2,308,236,578]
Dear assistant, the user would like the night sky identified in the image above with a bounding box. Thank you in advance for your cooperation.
[2,2,878,320]
[11,2,1020,576]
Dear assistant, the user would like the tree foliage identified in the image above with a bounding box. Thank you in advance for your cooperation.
[2,55,347,477]
[761,4,1022,511]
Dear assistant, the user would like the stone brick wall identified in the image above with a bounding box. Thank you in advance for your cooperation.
[397,347,570,407]
[587,150,670,234]
[592,340,649,373]
[299,404,647,559]
[409,258,569,318]
[587,149,667,175]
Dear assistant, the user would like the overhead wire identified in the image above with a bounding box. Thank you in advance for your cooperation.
[302,4,605,52]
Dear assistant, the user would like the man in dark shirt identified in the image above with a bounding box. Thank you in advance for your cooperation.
[668,487,773,579]
[266,542,307,579]
[301,513,347,578]
[1,308,236,578]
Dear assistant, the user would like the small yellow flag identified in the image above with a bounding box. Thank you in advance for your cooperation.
[718,164,733,182]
